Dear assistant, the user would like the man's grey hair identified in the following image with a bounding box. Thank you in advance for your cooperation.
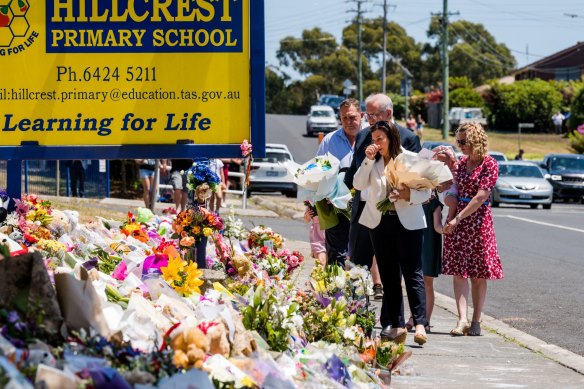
[364,93,393,111]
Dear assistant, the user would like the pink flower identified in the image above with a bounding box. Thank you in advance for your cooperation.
[577,123,584,135]
[112,261,128,281]
[240,139,253,157]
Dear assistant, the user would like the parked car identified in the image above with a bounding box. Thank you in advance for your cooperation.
[489,151,508,162]
[248,144,297,197]
[448,107,487,133]
[492,161,553,209]
[540,154,584,202]
[318,95,345,117]
[421,141,458,153]
[306,105,338,137]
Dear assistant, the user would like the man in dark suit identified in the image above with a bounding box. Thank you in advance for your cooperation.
[344,93,421,300]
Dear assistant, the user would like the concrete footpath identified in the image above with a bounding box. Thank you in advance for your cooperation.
[51,194,584,387]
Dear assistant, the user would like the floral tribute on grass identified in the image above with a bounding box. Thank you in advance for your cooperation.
[0,189,412,388]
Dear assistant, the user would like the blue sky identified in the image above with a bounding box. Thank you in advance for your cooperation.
[265,0,584,80]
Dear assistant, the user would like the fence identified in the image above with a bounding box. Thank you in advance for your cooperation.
[0,160,109,198]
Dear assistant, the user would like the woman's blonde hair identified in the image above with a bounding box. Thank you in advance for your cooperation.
[456,122,488,159]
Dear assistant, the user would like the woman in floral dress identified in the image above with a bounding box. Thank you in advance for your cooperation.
[442,122,504,337]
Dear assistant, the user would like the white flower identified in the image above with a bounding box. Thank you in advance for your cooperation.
[334,275,346,289]
[343,327,357,341]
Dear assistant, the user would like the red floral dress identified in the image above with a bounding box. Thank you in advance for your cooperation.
[442,155,504,279]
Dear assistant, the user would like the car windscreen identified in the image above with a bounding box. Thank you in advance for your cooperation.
[499,165,543,178]
[312,110,334,118]
[550,157,584,171]
[254,152,290,163]
[490,154,506,162]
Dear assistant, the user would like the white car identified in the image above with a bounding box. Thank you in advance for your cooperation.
[248,144,297,197]
[306,105,338,137]
[489,151,508,162]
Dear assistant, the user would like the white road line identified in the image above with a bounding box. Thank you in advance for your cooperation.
[499,215,584,233]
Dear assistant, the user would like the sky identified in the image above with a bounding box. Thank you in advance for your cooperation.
[265,0,584,80]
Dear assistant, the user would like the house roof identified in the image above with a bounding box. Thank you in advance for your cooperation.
[514,41,584,75]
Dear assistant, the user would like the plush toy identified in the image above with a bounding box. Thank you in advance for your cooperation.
[170,326,209,369]
[205,322,230,357]
[232,254,253,278]
[48,209,72,236]
[0,191,9,224]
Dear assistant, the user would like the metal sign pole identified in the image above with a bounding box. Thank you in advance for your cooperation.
[6,160,22,212]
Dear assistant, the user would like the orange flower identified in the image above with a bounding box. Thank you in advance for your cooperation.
[180,236,195,247]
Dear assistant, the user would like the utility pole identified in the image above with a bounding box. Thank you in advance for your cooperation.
[441,0,449,139]
[348,0,367,102]
[381,0,396,95]
[357,0,364,102]
[382,0,387,95]
[433,1,458,139]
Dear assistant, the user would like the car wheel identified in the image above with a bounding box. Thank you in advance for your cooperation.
[530,204,538,209]
[543,203,552,210]
[491,194,499,207]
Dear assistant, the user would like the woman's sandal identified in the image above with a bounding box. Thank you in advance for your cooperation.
[450,320,470,336]
[405,317,414,332]
[414,327,428,346]
[424,323,431,333]
[468,321,481,336]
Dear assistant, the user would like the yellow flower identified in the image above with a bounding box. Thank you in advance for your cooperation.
[193,226,201,235]
[161,256,183,285]
[202,227,212,237]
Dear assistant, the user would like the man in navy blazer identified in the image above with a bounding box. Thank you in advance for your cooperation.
[344,93,421,295]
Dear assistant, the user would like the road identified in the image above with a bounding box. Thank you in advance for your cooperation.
[261,113,584,356]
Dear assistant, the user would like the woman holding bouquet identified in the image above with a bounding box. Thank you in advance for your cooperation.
[442,122,503,337]
[353,121,431,346]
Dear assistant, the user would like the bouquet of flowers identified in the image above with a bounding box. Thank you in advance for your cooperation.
[241,139,253,187]
[253,246,288,278]
[247,225,284,251]
[14,194,54,243]
[289,154,352,229]
[377,152,453,214]
[186,162,221,204]
[160,249,204,296]
[240,285,303,352]
[172,207,224,248]
[309,263,349,297]
[276,248,304,273]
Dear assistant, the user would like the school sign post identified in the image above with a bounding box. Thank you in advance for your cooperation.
[0,0,265,203]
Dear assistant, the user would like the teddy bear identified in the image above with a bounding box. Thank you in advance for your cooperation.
[232,254,253,278]
[206,322,230,357]
[171,326,209,369]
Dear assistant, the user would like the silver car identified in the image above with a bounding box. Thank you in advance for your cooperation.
[248,144,297,198]
[492,161,553,209]
[306,105,338,137]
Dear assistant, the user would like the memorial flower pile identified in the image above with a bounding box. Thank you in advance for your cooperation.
[0,192,406,388]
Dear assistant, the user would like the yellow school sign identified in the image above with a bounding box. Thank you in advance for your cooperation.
[0,0,260,146]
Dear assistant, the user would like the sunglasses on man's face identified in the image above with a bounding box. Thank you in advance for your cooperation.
[456,138,467,146]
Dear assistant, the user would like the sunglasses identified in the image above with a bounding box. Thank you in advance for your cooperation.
[456,138,467,146]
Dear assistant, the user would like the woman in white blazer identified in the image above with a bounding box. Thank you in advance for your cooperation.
[353,121,431,346]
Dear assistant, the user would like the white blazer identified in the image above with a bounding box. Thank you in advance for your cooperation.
[353,148,430,230]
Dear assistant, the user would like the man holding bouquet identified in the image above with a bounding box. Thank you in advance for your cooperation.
[315,98,364,266]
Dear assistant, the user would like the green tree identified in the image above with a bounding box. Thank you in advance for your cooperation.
[568,85,584,131]
[424,18,516,86]
[449,88,485,108]
[276,28,338,76]
[449,76,474,90]
[485,79,562,131]
[265,67,292,114]
[342,18,423,92]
